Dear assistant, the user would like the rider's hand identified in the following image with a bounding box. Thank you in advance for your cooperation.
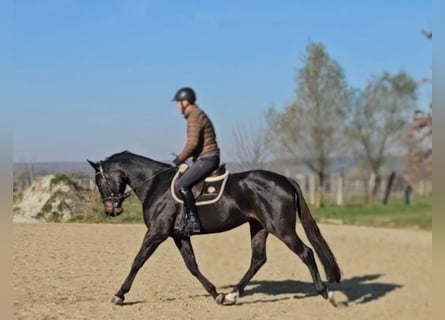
[173,157,182,166]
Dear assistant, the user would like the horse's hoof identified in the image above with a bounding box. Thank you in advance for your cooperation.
[317,287,329,299]
[215,293,225,305]
[111,295,124,305]
[215,292,238,305]
[224,292,239,305]
[328,291,337,307]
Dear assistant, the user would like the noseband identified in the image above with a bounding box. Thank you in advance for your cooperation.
[96,162,132,211]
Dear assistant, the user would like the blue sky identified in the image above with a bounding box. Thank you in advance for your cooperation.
[10,0,431,163]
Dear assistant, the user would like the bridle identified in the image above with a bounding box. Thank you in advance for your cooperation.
[96,161,177,214]
[95,162,128,207]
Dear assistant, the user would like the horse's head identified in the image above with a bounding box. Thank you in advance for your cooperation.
[87,159,130,217]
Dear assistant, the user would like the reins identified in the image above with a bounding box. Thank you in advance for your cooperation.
[125,166,177,196]
[97,164,177,203]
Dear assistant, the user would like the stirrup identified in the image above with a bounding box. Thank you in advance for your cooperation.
[183,219,200,235]
[173,218,186,233]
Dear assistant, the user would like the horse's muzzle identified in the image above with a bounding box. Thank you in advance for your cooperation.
[103,201,124,217]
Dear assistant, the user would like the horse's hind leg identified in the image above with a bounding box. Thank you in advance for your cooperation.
[173,237,225,303]
[276,230,328,299]
[231,220,268,296]
[112,230,168,304]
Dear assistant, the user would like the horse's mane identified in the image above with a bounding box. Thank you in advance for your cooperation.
[105,150,171,169]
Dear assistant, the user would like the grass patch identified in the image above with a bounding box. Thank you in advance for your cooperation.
[310,198,432,230]
[68,195,144,224]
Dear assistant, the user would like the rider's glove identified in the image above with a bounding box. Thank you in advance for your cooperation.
[173,156,182,166]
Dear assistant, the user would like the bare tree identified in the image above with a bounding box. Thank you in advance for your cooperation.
[405,31,432,202]
[232,118,270,171]
[13,162,34,193]
[347,71,417,205]
[266,41,349,207]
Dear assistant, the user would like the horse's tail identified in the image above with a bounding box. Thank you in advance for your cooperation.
[288,178,341,283]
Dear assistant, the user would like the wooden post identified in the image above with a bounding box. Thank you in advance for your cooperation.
[367,173,376,205]
[309,175,315,205]
[404,185,413,205]
[336,175,344,206]
[418,180,426,196]
[383,171,396,205]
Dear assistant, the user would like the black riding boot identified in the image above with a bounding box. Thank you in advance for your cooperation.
[179,188,201,235]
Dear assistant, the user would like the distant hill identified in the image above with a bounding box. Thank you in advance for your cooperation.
[14,162,95,176]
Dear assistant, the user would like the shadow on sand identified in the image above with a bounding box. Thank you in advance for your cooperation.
[221,274,402,306]
[118,300,147,306]
[119,274,401,306]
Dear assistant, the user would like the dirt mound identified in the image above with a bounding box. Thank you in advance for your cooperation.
[13,174,92,223]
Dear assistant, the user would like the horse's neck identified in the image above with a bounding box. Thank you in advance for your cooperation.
[122,160,168,200]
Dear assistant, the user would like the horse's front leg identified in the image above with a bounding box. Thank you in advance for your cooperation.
[111,230,168,305]
[173,237,236,305]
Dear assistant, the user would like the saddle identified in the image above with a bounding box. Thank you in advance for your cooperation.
[171,163,230,206]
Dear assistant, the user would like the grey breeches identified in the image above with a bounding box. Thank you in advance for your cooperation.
[174,154,220,193]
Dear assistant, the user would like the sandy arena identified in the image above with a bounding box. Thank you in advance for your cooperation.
[13,223,432,320]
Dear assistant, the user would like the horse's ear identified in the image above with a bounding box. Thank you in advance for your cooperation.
[87,159,100,171]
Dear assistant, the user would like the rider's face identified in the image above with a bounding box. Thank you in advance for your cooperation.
[176,100,190,114]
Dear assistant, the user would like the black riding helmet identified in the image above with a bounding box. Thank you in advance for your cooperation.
[173,87,196,104]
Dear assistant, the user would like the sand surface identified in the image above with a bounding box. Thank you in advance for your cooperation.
[13,223,432,319]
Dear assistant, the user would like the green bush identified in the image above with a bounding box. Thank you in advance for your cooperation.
[50,174,79,191]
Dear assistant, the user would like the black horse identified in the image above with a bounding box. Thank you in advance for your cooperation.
[88,151,341,306]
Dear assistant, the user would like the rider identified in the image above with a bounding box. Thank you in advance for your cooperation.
[172,87,220,235]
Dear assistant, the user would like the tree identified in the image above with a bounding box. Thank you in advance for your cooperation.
[232,118,270,171]
[13,163,34,193]
[347,71,417,205]
[404,31,432,202]
[266,41,349,207]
